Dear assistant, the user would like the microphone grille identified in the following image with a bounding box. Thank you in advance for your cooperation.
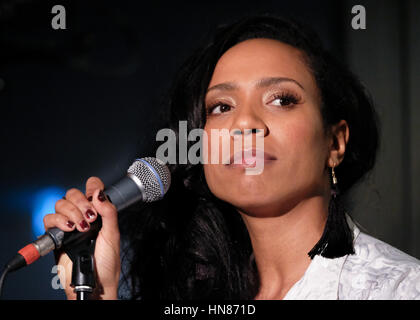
[127,157,171,202]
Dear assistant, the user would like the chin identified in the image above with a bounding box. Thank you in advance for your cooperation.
[205,164,296,213]
[211,180,305,217]
[218,186,279,213]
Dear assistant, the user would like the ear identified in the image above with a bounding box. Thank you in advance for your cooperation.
[327,120,349,167]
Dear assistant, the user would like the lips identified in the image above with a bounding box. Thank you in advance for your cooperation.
[226,149,277,167]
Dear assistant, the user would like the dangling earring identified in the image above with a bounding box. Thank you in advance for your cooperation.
[307,161,355,259]
[331,164,337,185]
[331,163,339,198]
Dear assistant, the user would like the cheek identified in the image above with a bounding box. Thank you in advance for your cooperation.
[276,113,327,179]
[202,125,232,165]
[283,121,322,152]
[203,162,226,201]
[202,126,225,197]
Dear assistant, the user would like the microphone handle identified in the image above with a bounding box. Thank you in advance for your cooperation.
[47,174,144,250]
[46,216,102,252]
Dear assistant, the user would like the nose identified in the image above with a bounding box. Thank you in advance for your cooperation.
[230,106,269,138]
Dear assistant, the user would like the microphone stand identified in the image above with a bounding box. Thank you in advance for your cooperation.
[68,239,96,300]
[62,217,102,300]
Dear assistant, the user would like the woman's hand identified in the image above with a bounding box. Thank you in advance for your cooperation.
[43,177,121,300]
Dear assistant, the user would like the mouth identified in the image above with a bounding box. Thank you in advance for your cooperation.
[225,149,277,168]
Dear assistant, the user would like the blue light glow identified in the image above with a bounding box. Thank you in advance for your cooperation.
[31,187,66,237]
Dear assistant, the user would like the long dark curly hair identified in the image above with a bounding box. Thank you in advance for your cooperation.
[118,14,380,300]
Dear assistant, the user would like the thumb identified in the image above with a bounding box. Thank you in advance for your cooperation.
[91,188,119,240]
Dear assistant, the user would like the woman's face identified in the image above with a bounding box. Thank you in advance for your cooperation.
[203,38,331,217]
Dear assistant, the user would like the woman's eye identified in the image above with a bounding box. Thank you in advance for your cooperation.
[271,94,298,107]
[208,104,232,114]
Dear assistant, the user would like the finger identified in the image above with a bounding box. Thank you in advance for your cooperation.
[65,188,97,223]
[91,188,119,239]
[43,213,76,231]
[55,199,90,232]
[85,177,105,200]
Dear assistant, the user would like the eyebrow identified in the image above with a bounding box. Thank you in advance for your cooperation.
[206,77,304,93]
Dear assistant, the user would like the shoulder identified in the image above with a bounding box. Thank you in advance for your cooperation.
[339,230,420,300]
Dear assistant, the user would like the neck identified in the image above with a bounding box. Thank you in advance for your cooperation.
[239,195,328,299]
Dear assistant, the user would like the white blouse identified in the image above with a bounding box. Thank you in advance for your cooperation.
[283,215,420,300]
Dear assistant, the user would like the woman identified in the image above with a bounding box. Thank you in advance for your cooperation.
[43,15,420,300]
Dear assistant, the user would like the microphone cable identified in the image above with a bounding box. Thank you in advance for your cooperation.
[0,266,10,299]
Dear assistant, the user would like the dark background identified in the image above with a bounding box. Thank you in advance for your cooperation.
[0,0,419,299]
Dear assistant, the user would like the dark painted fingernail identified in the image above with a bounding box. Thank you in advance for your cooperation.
[86,209,95,219]
[66,221,75,228]
[80,220,89,230]
[87,196,93,202]
[98,190,106,202]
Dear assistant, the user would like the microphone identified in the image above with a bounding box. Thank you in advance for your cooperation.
[4,157,171,273]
